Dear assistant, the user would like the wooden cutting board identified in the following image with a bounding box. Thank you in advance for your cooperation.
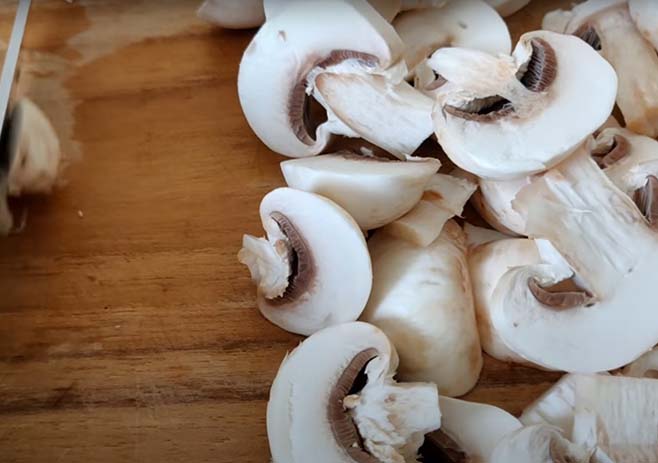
[0,1,578,461]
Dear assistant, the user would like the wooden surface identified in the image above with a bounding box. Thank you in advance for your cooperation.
[0,1,572,462]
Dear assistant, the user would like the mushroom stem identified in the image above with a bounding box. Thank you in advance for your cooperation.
[345,356,441,463]
[238,234,291,299]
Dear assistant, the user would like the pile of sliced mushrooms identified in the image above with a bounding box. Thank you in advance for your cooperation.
[202,0,658,461]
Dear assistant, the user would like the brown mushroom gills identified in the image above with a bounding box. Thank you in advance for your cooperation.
[419,430,471,463]
[633,176,658,230]
[528,278,594,310]
[328,348,380,463]
[288,50,379,146]
[443,39,557,123]
[268,212,316,305]
[591,135,631,168]
[573,23,602,51]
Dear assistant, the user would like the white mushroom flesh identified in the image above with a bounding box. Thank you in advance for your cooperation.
[197,0,265,28]
[629,0,658,50]
[485,0,531,18]
[621,347,658,379]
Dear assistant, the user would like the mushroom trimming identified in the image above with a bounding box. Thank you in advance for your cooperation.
[544,0,658,138]
[267,321,441,463]
[238,187,372,335]
[429,30,617,179]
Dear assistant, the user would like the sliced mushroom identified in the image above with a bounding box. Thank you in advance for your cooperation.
[471,176,533,236]
[382,173,476,247]
[463,223,511,248]
[238,0,405,158]
[544,0,658,138]
[393,0,511,92]
[197,0,265,28]
[484,0,531,17]
[622,347,658,379]
[430,30,617,180]
[629,0,658,50]
[368,0,402,22]
[472,146,658,372]
[238,188,372,335]
[280,154,439,230]
[0,98,61,236]
[521,373,658,462]
[267,321,441,463]
[362,220,482,397]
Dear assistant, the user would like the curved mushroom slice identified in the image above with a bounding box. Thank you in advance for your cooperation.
[472,176,533,236]
[481,147,658,372]
[382,173,476,247]
[622,347,658,379]
[544,0,658,138]
[238,0,405,158]
[313,74,434,159]
[484,0,530,17]
[280,154,440,230]
[267,321,441,463]
[629,0,658,50]
[238,188,372,335]
[521,374,658,462]
[393,0,511,91]
[362,220,482,397]
[197,0,265,28]
[430,30,617,180]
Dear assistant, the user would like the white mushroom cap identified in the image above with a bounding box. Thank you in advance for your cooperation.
[238,188,372,335]
[521,374,658,462]
[479,148,658,372]
[430,30,617,179]
[621,347,658,379]
[382,173,476,247]
[267,321,441,463]
[484,0,531,17]
[630,0,658,50]
[362,220,482,397]
[197,0,265,29]
[544,0,658,138]
[238,0,405,158]
[394,0,511,87]
[280,154,440,230]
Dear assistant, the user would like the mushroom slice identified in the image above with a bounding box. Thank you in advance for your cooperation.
[382,173,476,247]
[0,98,61,235]
[429,30,617,179]
[521,374,658,462]
[238,0,405,158]
[622,347,658,379]
[421,397,522,461]
[480,147,658,372]
[393,0,511,91]
[629,0,658,50]
[368,0,402,22]
[544,0,658,138]
[484,0,531,17]
[313,74,434,159]
[471,176,533,236]
[238,188,372,335]
[463,223,511,248]
[197,0,265,28]
[267,321,441,463]
[362,220,482,397]
[280,154,440,230]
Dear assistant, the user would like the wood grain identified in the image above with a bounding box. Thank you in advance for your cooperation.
[0,1,573,462]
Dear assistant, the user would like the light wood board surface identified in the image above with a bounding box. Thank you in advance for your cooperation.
[0,1,574,462]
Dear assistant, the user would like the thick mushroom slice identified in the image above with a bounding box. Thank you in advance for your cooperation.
[471,176,534,236]
[238,0,407,158]
[629,0,658,50]
[473,147,658,372]
[267,321,441,463]
[0,98,61,236]
[622,347,658,379]
[393,0,511,91]
[238,188,372,335]
[544,0,658,138]
[280,154,440,230]
[521,374,658,462]
[484,0,531,17]
[362,220,482,397]
[197,0,265,28]
[429,30,617,180]
[382,173,476,247]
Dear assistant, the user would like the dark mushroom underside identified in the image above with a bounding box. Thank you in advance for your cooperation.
[288,50,379,145]
[573,23,602,51]
[528,278,594,310]
[443,38,557,123]
[592,135,631,168]
[268,211,316,305]
[633,175,658,230]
